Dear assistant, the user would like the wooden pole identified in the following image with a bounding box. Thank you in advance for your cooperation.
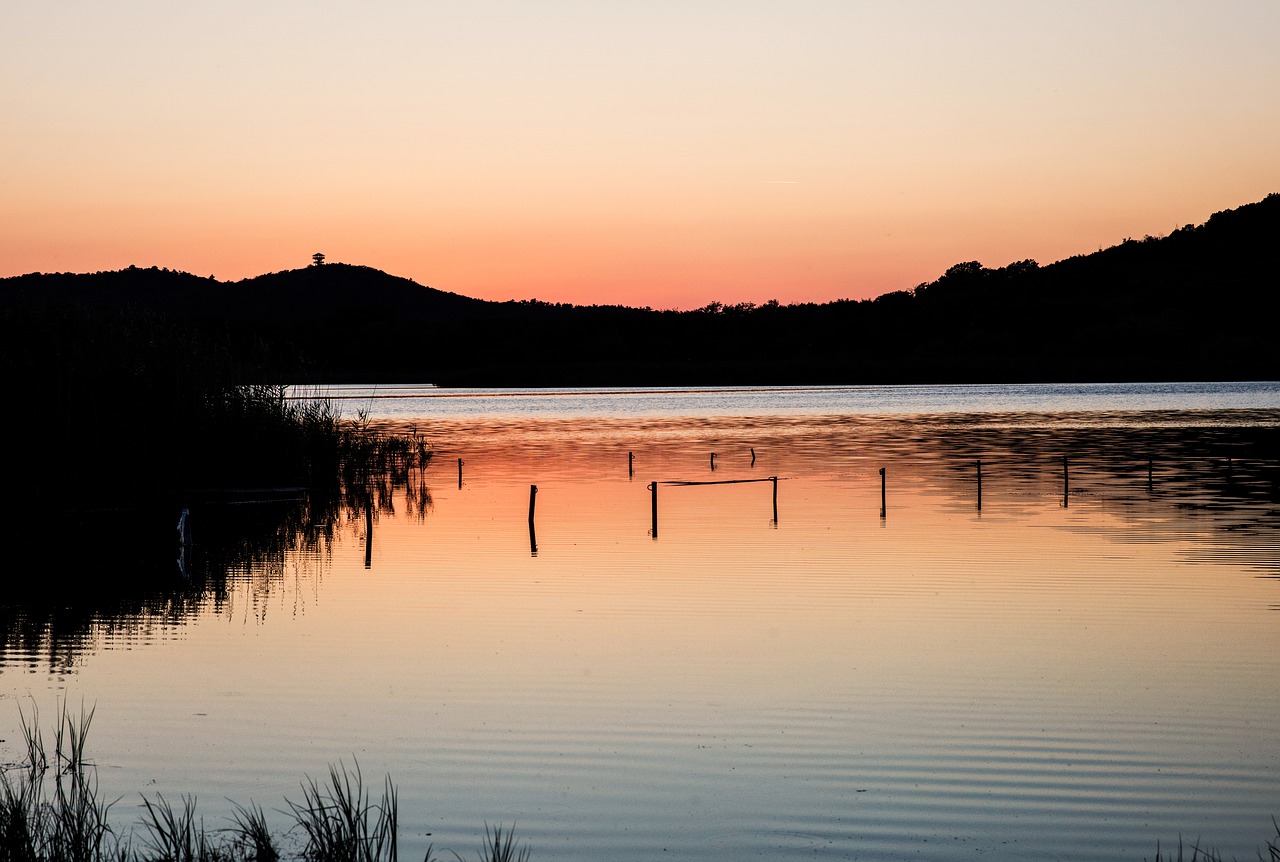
[649,481,658,538]
[710,452,717,471]
[879,467,886,519]
[527,484,539,555]
[457,458,464,489]
[771,476,778,523]
[976,459,982,511]
[628,451,634,478]
[751,447,756,467]
[364,503,373,569]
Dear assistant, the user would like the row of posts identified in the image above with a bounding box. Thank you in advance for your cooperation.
[489,454,1165,528]
[462,452,1096,509]
[359,452,1270,564]
[452,451,1259,559]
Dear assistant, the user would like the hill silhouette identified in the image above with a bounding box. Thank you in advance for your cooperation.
[0,262,483,333]
[3,193,1277,384]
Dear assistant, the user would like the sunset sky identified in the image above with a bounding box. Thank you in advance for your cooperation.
[3,1,1278,309]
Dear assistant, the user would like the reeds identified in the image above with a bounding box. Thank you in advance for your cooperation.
[5,381,434,660]
[285,761,398,862]
[2,294,434,521]
[0,707,497,862]
[1148,820,1280,862]
[9,705,1280,861]
[227,802,278,862]
[450,824,529,862]
[138,794,217,862]
[0,704,120,862]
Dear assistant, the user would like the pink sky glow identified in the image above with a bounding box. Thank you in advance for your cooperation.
[3,1,1278,309]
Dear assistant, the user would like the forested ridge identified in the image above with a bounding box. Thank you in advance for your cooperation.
[4,193,1277,386]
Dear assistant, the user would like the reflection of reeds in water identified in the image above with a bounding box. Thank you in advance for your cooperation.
[1,705,532,862]
[340,420,433,516]
[406,480,435,523]
[1,408,434,670]
[923,418,1280,555]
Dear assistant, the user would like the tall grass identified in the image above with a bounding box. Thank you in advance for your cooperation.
[0,707,503,862]
[17,706,1279,862]
[2,389,434,676]
[138,794,214,862]
[1147,821,1280,861]
[0,704,120,862]
[1,300,431,521]
[226,802,278,862]
[285,762,399,862]
[450,824,529,862]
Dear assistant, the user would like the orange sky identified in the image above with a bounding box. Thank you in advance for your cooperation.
[3,1,1279,309]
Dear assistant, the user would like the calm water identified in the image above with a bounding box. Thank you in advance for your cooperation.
[4,382,1280,860]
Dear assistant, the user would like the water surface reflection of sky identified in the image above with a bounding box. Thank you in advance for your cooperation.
[3,387,1279,862]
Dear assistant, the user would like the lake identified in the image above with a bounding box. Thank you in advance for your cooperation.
[3,382,1279,860]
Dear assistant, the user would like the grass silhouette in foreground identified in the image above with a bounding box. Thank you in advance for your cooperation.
[5,706,1278,862]
[1148,827,1280,862]
[0,705,530,862]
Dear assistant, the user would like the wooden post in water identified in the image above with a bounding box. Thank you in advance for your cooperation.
[528,484,538,555]
[1062,456,1069,508]
[364,504,373,569]
[628,451,634,478]
[879,467,886,519]
[457,458,464,489]
[751,447,756,467]
[771,476,778,523]
[976,459,982,511]
[710,453,717,471]
[648,481,658,538]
